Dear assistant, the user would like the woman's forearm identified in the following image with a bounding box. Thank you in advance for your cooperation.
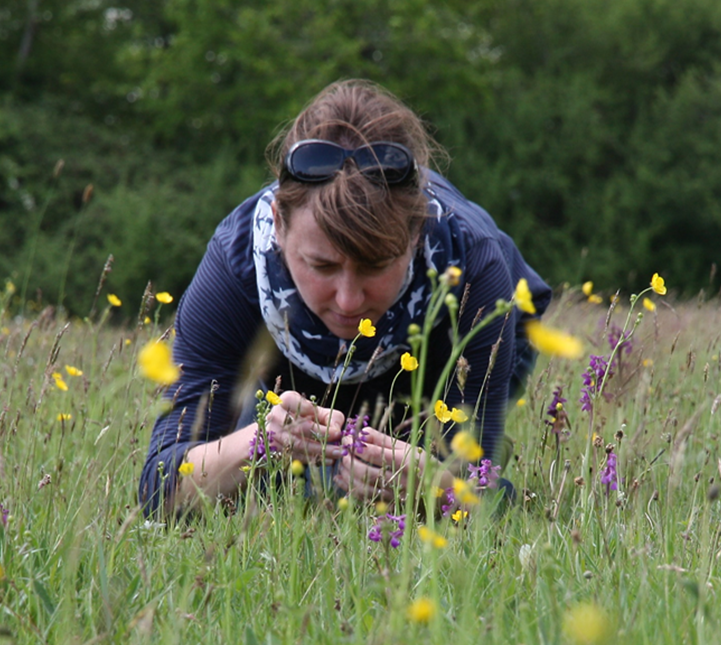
[178,423,258,506]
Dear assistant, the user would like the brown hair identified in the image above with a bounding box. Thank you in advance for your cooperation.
[267,80,442,265]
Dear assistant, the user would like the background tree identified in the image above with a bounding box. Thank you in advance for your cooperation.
[2,0,719,317]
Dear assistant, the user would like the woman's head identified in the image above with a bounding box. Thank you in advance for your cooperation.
[268,80,440,266]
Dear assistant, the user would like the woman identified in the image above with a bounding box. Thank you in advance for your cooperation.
[139,79,551,517]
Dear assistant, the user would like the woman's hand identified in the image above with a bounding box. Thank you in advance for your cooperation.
[265,391,345,465]
[334,427,426,502]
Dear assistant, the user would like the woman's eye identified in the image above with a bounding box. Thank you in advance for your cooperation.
[312,264,336,273]
[362,263,391,275]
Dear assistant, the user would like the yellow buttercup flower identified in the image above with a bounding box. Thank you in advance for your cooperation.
[138,339,180,385]
[400,352,419,371]
[451,431,483,461]
[290,460,305,476]
[144,316,152,325]
[562,602,611,645]
[514,278,536,314]
[453,478,479,505]
[265,391,282,406]
[52,372,69,392]
[451,509,468,523]
[358,318,376,338]
[650,273,667,295]
[178,462,195,476]
[516,398,526,407]
[65,365,83,377]
[155,292,173,304]
[407,597,437,624]
[56,413,72,421]
[582,281,594,297]
[434,400,452,423]
[643,297,656,312]
[526,321,583,359]
[443,266,463,287]
[450,407,468,424]
[107,294,122,307]
[418,525,448,549]
[588,294,603,304]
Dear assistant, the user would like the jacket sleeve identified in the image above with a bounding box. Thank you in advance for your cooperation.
[431,236,516,463]
[138,202,263,516]
[426,173,552,464]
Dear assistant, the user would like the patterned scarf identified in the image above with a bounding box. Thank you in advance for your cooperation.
[252,183,465,384]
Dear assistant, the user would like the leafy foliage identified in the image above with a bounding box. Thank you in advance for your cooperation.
[2,0,721,315]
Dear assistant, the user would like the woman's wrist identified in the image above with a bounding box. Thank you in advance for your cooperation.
[179,422,260,505]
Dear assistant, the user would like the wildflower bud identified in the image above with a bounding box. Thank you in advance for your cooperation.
[407,323,421,336]
[444,293,458,311]
[583,570,593,579]
[605,443,614,454]
[53,159,65,178]
[441,266,462,287]
[255,390,264,400]
[518,544,534,570]
[593,435,603,449]
[495,298,511,313]
[426,268,437,279]
[708,485,720,502]
[615,429,624,441]
[82,184,94,204]
[574,477,585,487]
[652,490,659,501]
[456,355,470,393]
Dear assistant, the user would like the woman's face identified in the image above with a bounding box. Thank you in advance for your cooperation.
[274,204,414,340]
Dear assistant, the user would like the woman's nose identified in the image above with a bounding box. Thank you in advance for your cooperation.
[335,272,365,313]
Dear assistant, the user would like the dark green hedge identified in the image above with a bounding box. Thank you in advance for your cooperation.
[2,0,720,317]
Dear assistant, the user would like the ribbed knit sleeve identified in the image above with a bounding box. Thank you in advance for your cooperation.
[426,173,552,461]
[139,196,263,515]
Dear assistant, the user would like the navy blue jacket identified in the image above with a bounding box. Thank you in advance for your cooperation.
[139,172,551,515]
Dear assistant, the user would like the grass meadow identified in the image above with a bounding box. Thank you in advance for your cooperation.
[0,278,719,644]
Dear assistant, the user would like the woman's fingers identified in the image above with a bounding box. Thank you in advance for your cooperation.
[264,396,344,463]
[334,458,397,502]
[335,452,410,501]
[353,430,426,472]
[274,391,344,442]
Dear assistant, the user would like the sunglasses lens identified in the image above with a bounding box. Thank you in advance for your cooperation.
[354,144,412,183]
[284,141,414,184]
[289,143,345,181]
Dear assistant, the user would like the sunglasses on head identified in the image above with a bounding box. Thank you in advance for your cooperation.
[280,139,417,186]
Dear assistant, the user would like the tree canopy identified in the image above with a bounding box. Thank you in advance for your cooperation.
[2,0,720,316]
